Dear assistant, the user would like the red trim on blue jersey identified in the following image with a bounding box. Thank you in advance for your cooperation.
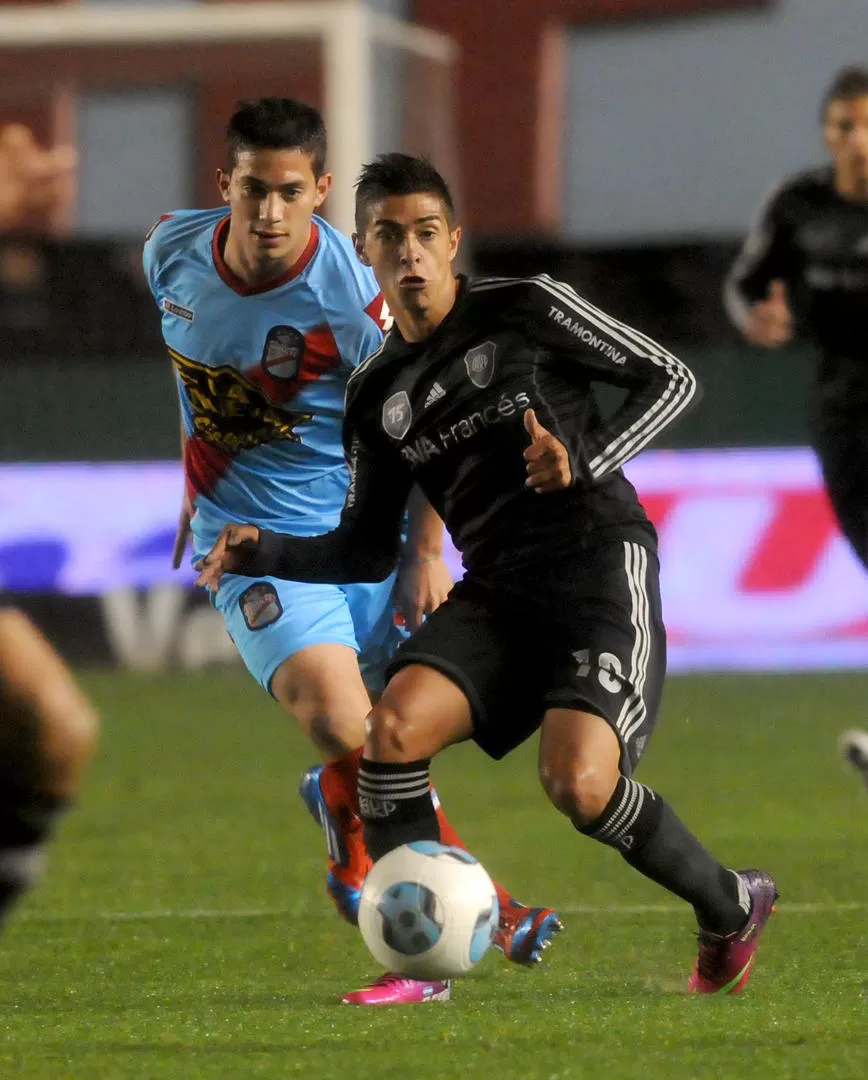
[145,213,175,242]
[211,217,320,296]
[184,436,232,502]
[364,291,393,332]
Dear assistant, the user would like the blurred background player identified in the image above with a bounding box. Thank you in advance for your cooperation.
[196,153,777,998]
[725,66,868,564]
[144,99,560,1004]
[724,67,868,784]
[0,602,98,923]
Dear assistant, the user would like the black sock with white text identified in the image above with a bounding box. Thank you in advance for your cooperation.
[358,758,439,862]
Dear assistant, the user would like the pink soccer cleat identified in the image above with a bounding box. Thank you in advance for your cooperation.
[341,972,452,1006]
[688,869,778,995]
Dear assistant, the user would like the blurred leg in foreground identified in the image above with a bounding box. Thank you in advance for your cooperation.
[0,607,99,922]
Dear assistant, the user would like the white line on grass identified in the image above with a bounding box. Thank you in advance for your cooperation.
[13,900,867,924]
[561,902,865,915]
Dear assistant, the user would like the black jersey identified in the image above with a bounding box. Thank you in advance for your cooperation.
[248,274,698,584]
[725,167,868,372]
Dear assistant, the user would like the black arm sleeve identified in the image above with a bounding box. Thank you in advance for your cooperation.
[240,402,414,584]
[724,180,795,332]
[521,275,699,481]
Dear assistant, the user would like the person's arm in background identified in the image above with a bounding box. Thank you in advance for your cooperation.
[724,180,796,348]
[0,124,76,233]
[141,214,193,569]
[172,413,193,569]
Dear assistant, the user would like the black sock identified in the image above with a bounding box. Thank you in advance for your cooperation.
[0,786,68,922]
[581,776,748,936]
[357,758,439,862]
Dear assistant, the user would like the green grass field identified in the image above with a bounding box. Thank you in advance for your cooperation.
[2,670,867,1079]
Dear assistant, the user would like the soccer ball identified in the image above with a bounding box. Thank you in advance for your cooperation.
[358,841,499,980]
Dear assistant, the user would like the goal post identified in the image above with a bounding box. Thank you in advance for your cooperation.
[0,1,459,236]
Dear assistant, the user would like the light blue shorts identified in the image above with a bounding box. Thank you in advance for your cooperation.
[212,570,407,694]
[194,467,409,693]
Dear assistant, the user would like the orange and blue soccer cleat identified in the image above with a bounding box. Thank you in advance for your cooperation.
[299,764,371,926]
[688,869,778,995]
[493,897,563,966]
[341,972,452,1006]
[301,763,565,964]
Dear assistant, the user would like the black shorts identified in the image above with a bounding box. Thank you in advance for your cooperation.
[387,539,666,774]
[812,400,868,569]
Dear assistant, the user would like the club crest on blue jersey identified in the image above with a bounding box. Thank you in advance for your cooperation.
[464,341,496,388]
[171,347,310,454]
[239,582,283,631]
[382,390,412,440]
[261,325,305,381]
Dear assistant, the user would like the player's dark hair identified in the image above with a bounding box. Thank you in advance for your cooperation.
[821,66,868,119]
[354,153,455,235]
[226,98,327,175]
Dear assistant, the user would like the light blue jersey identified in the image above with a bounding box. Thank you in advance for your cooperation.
[144,208,402,692]
[144,207,391,549]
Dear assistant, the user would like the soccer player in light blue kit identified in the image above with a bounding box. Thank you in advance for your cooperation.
[144,99,560,1005]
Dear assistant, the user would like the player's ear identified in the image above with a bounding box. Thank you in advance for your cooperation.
[448,225,462,263]
[354,233,371,266]
[216,168,231,203]
[314,172,332,209]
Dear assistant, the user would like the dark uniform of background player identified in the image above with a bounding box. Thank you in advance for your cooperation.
[198,154,778,992]
[725,66,868,568]
[725,66,868,790]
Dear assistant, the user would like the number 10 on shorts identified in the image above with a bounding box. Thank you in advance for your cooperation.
[572,648,624,694]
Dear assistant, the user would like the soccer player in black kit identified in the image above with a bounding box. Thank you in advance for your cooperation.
[725,66,868,789]
[198,154,778,996]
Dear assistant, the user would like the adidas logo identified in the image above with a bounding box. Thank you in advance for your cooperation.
[424,382,446,409]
